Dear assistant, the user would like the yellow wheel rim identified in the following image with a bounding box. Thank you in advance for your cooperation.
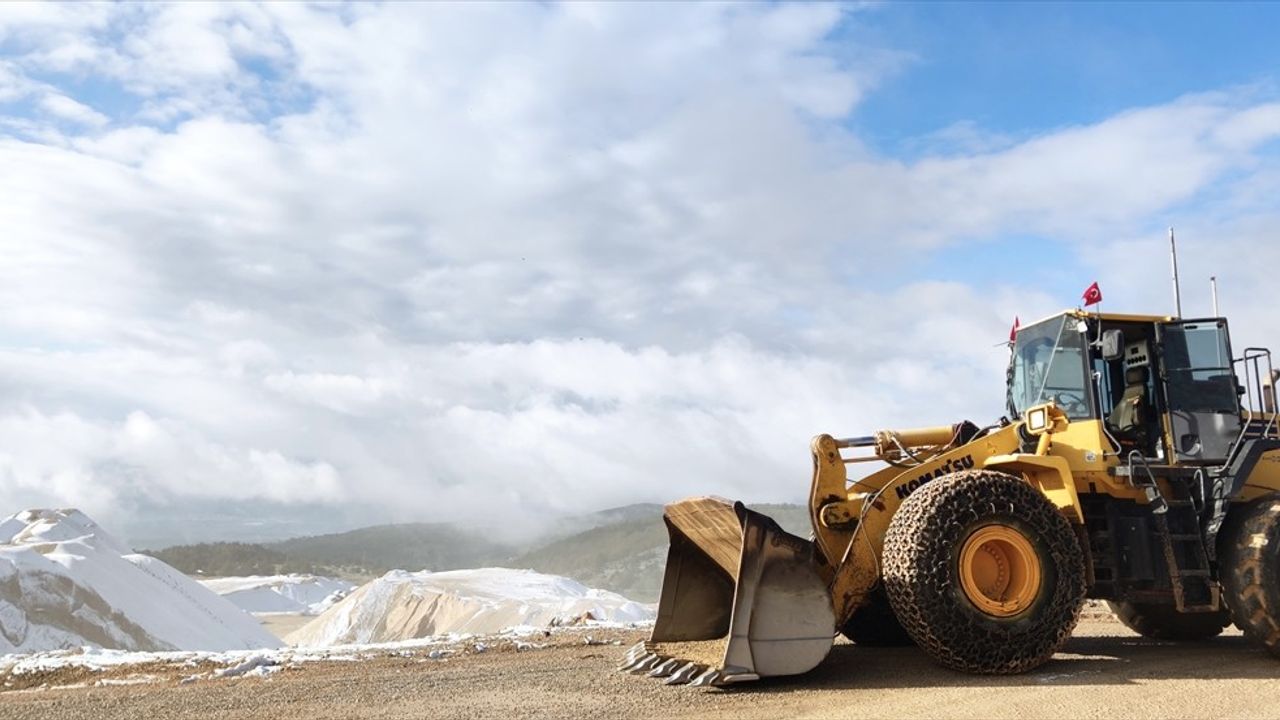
[958,525,1041,618]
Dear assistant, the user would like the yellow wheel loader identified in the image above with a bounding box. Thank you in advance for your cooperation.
[620,310,1280,686]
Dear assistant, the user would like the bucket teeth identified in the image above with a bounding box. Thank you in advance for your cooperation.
[626,653,663,674]
[641,655,669,673]
[617,652,649,672]
[663,662,705,685]
[689,668,722,687]
[717,670,759,685]
[647,658,681,678]
[616,642,648,671]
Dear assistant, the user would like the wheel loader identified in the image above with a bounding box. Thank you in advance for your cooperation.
[620,309,1280,686]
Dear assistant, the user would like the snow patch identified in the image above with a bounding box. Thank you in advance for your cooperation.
[213,654,281,678]
[199,575,354,615]
[0,623,641,688]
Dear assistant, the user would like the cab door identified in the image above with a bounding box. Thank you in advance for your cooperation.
[1157,319,1242,463]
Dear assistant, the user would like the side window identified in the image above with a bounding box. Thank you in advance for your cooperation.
[1162,322,1237,413]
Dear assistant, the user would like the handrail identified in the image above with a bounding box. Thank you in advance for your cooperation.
[1224,347,1276,471]
[1127,449,1167,514]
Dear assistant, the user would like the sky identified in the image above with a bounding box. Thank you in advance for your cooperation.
[1,2,1279,545]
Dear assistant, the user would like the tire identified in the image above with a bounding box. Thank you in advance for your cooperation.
[1221,495,1280,657]
[882,469,1087,674]
[841,587,914,646]
[1106,600,1230,641]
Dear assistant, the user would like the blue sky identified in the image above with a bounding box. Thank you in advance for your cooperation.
[829,3,1280,310]
[851,3,1280,152]
[0,2,1278,541]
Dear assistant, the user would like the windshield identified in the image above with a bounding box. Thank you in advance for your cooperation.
[1008,315,1093,420]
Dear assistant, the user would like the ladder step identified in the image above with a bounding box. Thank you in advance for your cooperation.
[1178,569,1212,577]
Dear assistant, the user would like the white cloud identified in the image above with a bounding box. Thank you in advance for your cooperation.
[38,92,108,126]
[264,371,399,415]
[0,2,1277,538]
[0,407,344,521]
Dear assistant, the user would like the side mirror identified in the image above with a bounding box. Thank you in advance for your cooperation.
[1101,329,1124,361]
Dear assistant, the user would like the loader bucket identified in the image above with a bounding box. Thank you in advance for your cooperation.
[621,497,834,686]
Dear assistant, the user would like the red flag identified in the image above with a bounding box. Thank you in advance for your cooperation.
[1082,281,1103,307]
[1009,316,1020,343]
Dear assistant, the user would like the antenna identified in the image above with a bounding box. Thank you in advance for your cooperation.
[1211,275,1219,317]
[1169,227,1182,318]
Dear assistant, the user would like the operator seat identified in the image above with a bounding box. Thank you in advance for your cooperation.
[1109,366,1149,442]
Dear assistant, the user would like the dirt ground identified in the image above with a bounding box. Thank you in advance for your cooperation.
[3,616,1278,720]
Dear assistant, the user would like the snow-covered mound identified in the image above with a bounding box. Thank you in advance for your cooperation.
[0,509,281,654]
[199,575,354,615]
[287,567,654,646]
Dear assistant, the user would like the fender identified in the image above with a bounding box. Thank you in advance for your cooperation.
[1233,441,1280,500]
[983,453,1084,524]
[810,424,1025,626]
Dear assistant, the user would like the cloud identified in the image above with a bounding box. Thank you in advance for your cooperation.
[0,3,1277,540]
[0,407,343,517]
[38,92,108,126]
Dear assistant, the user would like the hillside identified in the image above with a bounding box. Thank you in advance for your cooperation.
[149,523,512,580]
[144,542,344,578]
[267,522,513,574]
[514,516,667,602]
[513,503,810,603]
[147,503,812,602]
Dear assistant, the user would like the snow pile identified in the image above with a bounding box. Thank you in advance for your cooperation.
[287,567,654,646]
[199,575,354,615]
[0,509,280,654]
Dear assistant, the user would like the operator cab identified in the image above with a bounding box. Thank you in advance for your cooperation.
[1008,311,1243,464]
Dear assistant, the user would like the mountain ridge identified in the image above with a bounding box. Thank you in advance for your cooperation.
[147,502,811,602]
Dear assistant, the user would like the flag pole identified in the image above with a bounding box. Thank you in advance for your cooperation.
[1169,227,1182,318]
[1211,275,1220,316]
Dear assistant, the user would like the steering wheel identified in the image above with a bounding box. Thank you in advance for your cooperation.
[1053,391,1088,416]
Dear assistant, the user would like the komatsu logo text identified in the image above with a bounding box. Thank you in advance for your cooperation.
[895,455,976,500]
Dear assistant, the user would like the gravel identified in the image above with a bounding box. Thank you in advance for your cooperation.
[3,618,1278,720]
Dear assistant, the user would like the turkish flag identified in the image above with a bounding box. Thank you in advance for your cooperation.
[1082,281,1103,307]
[1009,316,1020,342]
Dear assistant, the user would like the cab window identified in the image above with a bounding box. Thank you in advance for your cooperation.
[1009,315,1092,419]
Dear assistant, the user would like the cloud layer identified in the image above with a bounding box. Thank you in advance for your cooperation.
[1,3,1277,540]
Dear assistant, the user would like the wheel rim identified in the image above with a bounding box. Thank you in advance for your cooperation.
[958,524,1041,618]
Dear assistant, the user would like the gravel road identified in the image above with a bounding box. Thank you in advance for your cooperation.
[3,617,1277,720]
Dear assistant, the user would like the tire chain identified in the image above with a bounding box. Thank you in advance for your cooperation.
[1221,496,1280,657]
[882,469,1087,674]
